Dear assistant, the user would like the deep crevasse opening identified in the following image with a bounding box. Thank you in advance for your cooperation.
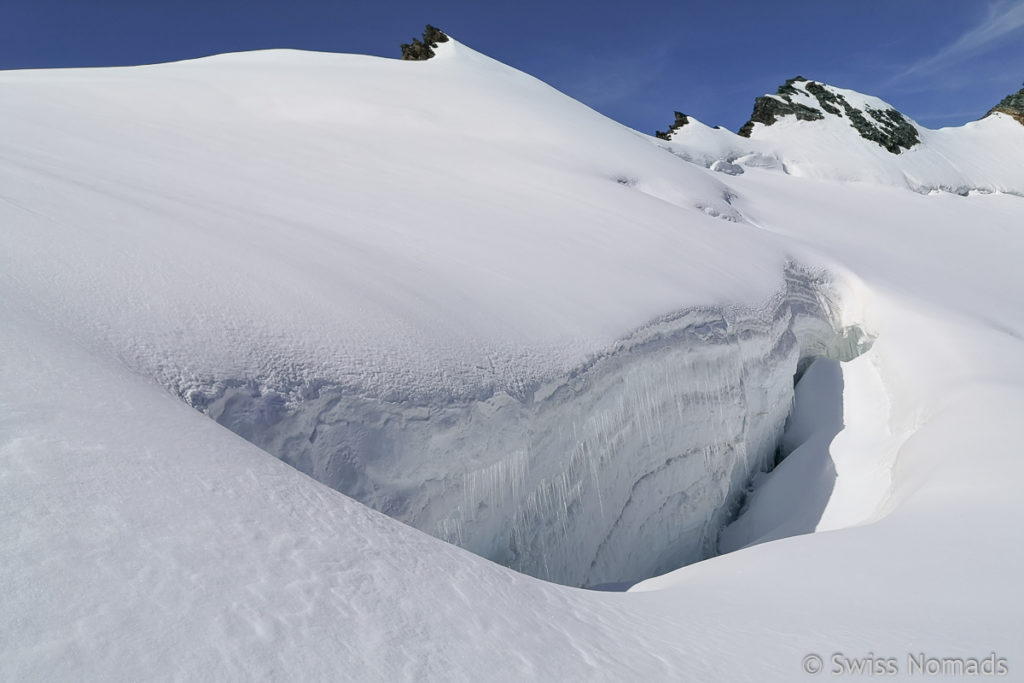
[198,266,871,587]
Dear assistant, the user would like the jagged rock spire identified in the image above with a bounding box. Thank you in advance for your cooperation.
[400,25,449,61]
[655,112,691,140]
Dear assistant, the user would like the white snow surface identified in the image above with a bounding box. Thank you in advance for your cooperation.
[3,38,1024,681]
[0,39,775,402]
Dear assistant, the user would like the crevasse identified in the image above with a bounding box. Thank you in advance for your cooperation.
[200,266,870,587]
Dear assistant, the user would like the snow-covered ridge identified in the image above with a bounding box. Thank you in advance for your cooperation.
[659,79,1024,194]
[1,37,775,405]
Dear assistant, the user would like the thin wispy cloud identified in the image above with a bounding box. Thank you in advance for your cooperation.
[891,0,1024,83]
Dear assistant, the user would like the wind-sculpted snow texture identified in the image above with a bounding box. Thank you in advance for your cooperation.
[204,268,869,586]
[0,39,775,406]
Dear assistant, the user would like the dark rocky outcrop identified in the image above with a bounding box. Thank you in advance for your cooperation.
[737,82,824,138]
[400,24,449,61]
[655,112,691,140]
[803,80,918,153]
[986,83,1024,125]
[847,105,919,153]
[738,77,919,154]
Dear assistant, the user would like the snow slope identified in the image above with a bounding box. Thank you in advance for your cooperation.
[3,37,1023,680]
[0,40,777,402]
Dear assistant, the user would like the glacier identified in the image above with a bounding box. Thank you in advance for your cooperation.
[3,31,1024,683]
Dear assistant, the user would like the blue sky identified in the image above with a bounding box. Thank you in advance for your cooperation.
[2,1,1023,134]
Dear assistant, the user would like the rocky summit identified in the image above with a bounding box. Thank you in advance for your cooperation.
[400,24,449,61]
[986,84,1024,125]
[655,112,691,141]
[736,77,920,154]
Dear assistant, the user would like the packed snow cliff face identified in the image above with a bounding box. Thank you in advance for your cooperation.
[204,267,869,586]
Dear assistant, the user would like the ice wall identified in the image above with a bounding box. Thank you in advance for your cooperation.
[202,267,868,587]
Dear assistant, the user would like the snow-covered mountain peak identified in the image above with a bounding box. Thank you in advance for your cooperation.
[659,76,1024,194]
[736,76,921,154]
